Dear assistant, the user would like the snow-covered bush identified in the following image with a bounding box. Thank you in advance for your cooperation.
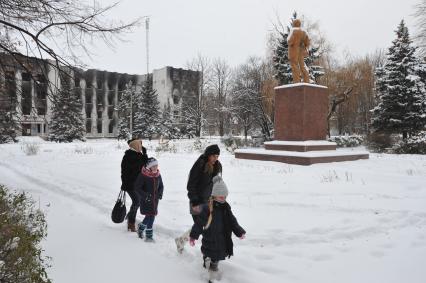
[21,142,41,156]
[192,138,203,152]
[74,145,94,154]
[190,138,211,153]
[0,185,51,283]
[392,132,426,154]
[221,135,261,153]
[155,140,177,154]
[366,132,396,153]
[115,141,129,151]
[328,135,364,147]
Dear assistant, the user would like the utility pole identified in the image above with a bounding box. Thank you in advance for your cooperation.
[129,16,149,140]
[145,17,150,75]
[129,87,133,138]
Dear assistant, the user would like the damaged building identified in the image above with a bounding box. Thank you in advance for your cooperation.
[0,53,200,138]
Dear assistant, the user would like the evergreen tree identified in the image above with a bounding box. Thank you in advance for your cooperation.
[0,111,20,143]
[48,76,85,142]
[0,109,20,143]
[371,20,426,139]
[272,11,324,85]
[117,82,136,140]
[0,71,20,143]
[161,104,181,139]
[133,76,161,139]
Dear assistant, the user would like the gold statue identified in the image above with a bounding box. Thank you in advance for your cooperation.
[287,19,310,83]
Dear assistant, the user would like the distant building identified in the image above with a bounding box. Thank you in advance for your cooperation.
[0,53,200,138]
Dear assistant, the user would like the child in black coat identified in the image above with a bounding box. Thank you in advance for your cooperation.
[189,176,245,275]
[134,157,164,242]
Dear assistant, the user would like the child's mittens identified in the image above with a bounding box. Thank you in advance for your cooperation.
[239,234,246,240]
[189,238,196,246]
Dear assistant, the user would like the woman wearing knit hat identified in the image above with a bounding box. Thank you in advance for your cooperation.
[189,176,246,279]
[175,144,222,253]
[133,157,164,242]
[120,139,148,232]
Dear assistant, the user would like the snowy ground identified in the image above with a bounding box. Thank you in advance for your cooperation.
[1,137,426,283]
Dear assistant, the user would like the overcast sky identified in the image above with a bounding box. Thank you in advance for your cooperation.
[89,0,421,74]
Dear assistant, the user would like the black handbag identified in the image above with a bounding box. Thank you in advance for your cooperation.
[111,190,127,223]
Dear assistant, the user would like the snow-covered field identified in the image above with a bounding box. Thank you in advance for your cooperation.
[1,137,426,283]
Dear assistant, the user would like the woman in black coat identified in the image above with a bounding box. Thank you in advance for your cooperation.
[187,144,222,211]
[175,144,223,253]
[121,139,148,232]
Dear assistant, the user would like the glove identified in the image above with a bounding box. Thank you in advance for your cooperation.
[239,234,245,240]
[189,238,196,246]
[190,198,201,206]
[191,204,202,214]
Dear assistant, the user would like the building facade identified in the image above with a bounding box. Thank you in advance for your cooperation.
[0,54,200,138]
[153,66,201,122]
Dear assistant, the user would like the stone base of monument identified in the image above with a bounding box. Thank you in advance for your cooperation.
[234,83,369,165]
[235,141,369,166]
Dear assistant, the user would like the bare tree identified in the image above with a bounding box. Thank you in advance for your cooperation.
[231,56,274,140]
[209,58,232,136]
[324,53,381,136]
[327,87,353,136]
[185,53,211,136]
[0,0,142,81]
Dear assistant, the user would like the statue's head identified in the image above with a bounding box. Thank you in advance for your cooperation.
[292,19,301,28]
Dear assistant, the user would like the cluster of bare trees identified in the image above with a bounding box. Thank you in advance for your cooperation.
[322,52,386,136]
[184,55,275,139]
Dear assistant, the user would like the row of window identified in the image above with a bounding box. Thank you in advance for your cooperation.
[85,104,114,119]
[76,77,134,91]
[85,119,115,134]
[84,89,115,107]
[2,71,48,116]
[21,124,47,136]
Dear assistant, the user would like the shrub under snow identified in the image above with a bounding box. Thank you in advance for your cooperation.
[393,131,426,154]
[0,185,51,283]
[328,135,364,148]
[21,142,41,156]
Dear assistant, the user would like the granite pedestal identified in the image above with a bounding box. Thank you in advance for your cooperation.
[235,83,369,165]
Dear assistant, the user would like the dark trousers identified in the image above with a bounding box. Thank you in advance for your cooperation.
[142,215,155,229]
[126,190,140,224]
[203,256,219,271]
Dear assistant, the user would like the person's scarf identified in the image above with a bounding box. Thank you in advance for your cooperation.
[141,166,160,178]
